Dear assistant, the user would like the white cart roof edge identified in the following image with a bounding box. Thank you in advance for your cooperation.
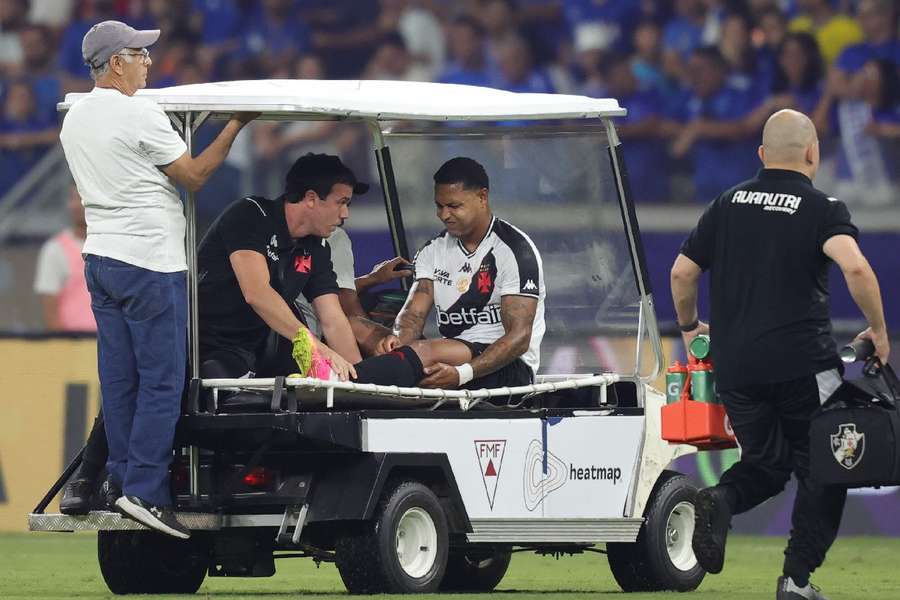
[57,79,627,121]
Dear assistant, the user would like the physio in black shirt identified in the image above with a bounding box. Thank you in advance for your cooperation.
[198,153,367,380]
[671,110,889,599]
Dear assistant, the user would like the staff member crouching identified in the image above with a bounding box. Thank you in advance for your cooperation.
[671,109,889,600]
[197,153,363,380]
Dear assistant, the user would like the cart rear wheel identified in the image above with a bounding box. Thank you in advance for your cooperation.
[335,480,449,594]
[98,530,208,594]
[607,470,705,592]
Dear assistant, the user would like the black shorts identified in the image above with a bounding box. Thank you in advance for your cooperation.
[454,339,534,389]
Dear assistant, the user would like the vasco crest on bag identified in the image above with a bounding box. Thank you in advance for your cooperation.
[831,423,865,470]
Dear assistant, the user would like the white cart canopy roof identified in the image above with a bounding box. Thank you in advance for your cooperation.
[58,79,625,121]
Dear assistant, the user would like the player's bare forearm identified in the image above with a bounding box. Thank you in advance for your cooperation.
[394,279,433,344]
[349,315,392,356]
[470,295,536,378]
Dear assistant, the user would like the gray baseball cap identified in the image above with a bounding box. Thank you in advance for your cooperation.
[82,20,160,68]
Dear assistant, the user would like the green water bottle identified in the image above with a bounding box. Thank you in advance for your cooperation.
[689,361,716,403]
[666,361,688,404]
[689,334,711,361]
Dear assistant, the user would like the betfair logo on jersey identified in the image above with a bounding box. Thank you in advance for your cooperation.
[731,190,802,215]
[437,304,502,326]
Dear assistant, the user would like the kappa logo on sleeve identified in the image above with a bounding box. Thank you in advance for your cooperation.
[475,440,506,509]
[294,255,312,273]
[522,279,537,292]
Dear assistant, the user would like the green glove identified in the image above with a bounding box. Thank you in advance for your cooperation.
[292,328,315,376]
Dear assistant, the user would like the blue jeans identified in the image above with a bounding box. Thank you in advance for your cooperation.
[84,255,186,507]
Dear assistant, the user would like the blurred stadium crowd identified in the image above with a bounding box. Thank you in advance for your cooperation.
[1,0,899,206]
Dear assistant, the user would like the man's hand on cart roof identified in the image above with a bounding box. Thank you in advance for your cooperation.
[231,112,260,125]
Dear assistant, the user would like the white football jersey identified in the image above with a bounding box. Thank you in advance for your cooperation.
[414,217,546,374]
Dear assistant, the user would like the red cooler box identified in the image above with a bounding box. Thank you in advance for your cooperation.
[661,399,737,450]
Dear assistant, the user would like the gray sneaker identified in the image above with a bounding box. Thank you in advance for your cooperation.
[776,576,829,599]
[115,495,190,539]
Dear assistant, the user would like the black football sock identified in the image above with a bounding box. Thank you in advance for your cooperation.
[353,345,425,387]
[783,555,810,588]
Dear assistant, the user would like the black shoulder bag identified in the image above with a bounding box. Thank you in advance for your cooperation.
[810,357,900,487]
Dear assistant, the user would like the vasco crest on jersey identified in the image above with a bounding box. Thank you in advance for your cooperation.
[476,264,494,295]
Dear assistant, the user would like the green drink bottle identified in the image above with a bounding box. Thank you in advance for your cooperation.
[689,360,715,403]
[689,334,711,361]
[666,361,688,404]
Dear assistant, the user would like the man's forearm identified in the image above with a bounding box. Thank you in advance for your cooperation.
[845,264,887,333]
[247,286,305,341]
[671,276,700,326]
[354,274,379,294]
[349,316,391,356]
[321,318,363,363]
[470,332,529,379]
[394,308,427,345]
[192,119,244,188]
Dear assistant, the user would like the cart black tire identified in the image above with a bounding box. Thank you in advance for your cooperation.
[439,546,511,591]
[607,470,705,593]
[335,480,449,594]
[98,530,208,594]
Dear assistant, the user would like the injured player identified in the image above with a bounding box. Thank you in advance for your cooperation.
[365,156,546,390]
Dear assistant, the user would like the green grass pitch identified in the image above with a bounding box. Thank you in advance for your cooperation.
[2,533,897,599]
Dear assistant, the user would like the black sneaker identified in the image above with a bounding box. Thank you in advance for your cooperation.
[692,487,732,574]
[60,479,94,515]
[776,576,829,599]
[101,476,122,510]
[114,495,190,539]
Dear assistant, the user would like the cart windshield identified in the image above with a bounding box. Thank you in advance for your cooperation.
[385,126,650,377]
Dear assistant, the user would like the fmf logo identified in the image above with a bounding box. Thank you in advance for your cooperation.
[475,440,506,509]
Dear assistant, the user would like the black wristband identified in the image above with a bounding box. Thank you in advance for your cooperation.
[679,319,699,332]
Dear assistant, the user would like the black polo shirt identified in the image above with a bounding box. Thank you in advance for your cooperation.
[197,196,338,357]
[680,169,858,391]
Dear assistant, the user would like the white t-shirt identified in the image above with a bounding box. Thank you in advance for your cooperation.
[296,227,355,337]
[33,232,82,294]
[414,217,546,374]
[59,87,188,272]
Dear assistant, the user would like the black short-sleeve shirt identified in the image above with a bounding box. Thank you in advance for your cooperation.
[197,196,339,356]
[680,169,858,391]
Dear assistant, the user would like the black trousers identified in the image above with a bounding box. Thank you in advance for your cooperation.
[718,371,847,580]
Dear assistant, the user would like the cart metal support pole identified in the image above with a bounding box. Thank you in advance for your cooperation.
[367,122,411,284]
[604,118,665,384]
[183,111,201,503]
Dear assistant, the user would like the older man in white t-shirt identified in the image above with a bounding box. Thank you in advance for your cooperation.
[59,20,255,538]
